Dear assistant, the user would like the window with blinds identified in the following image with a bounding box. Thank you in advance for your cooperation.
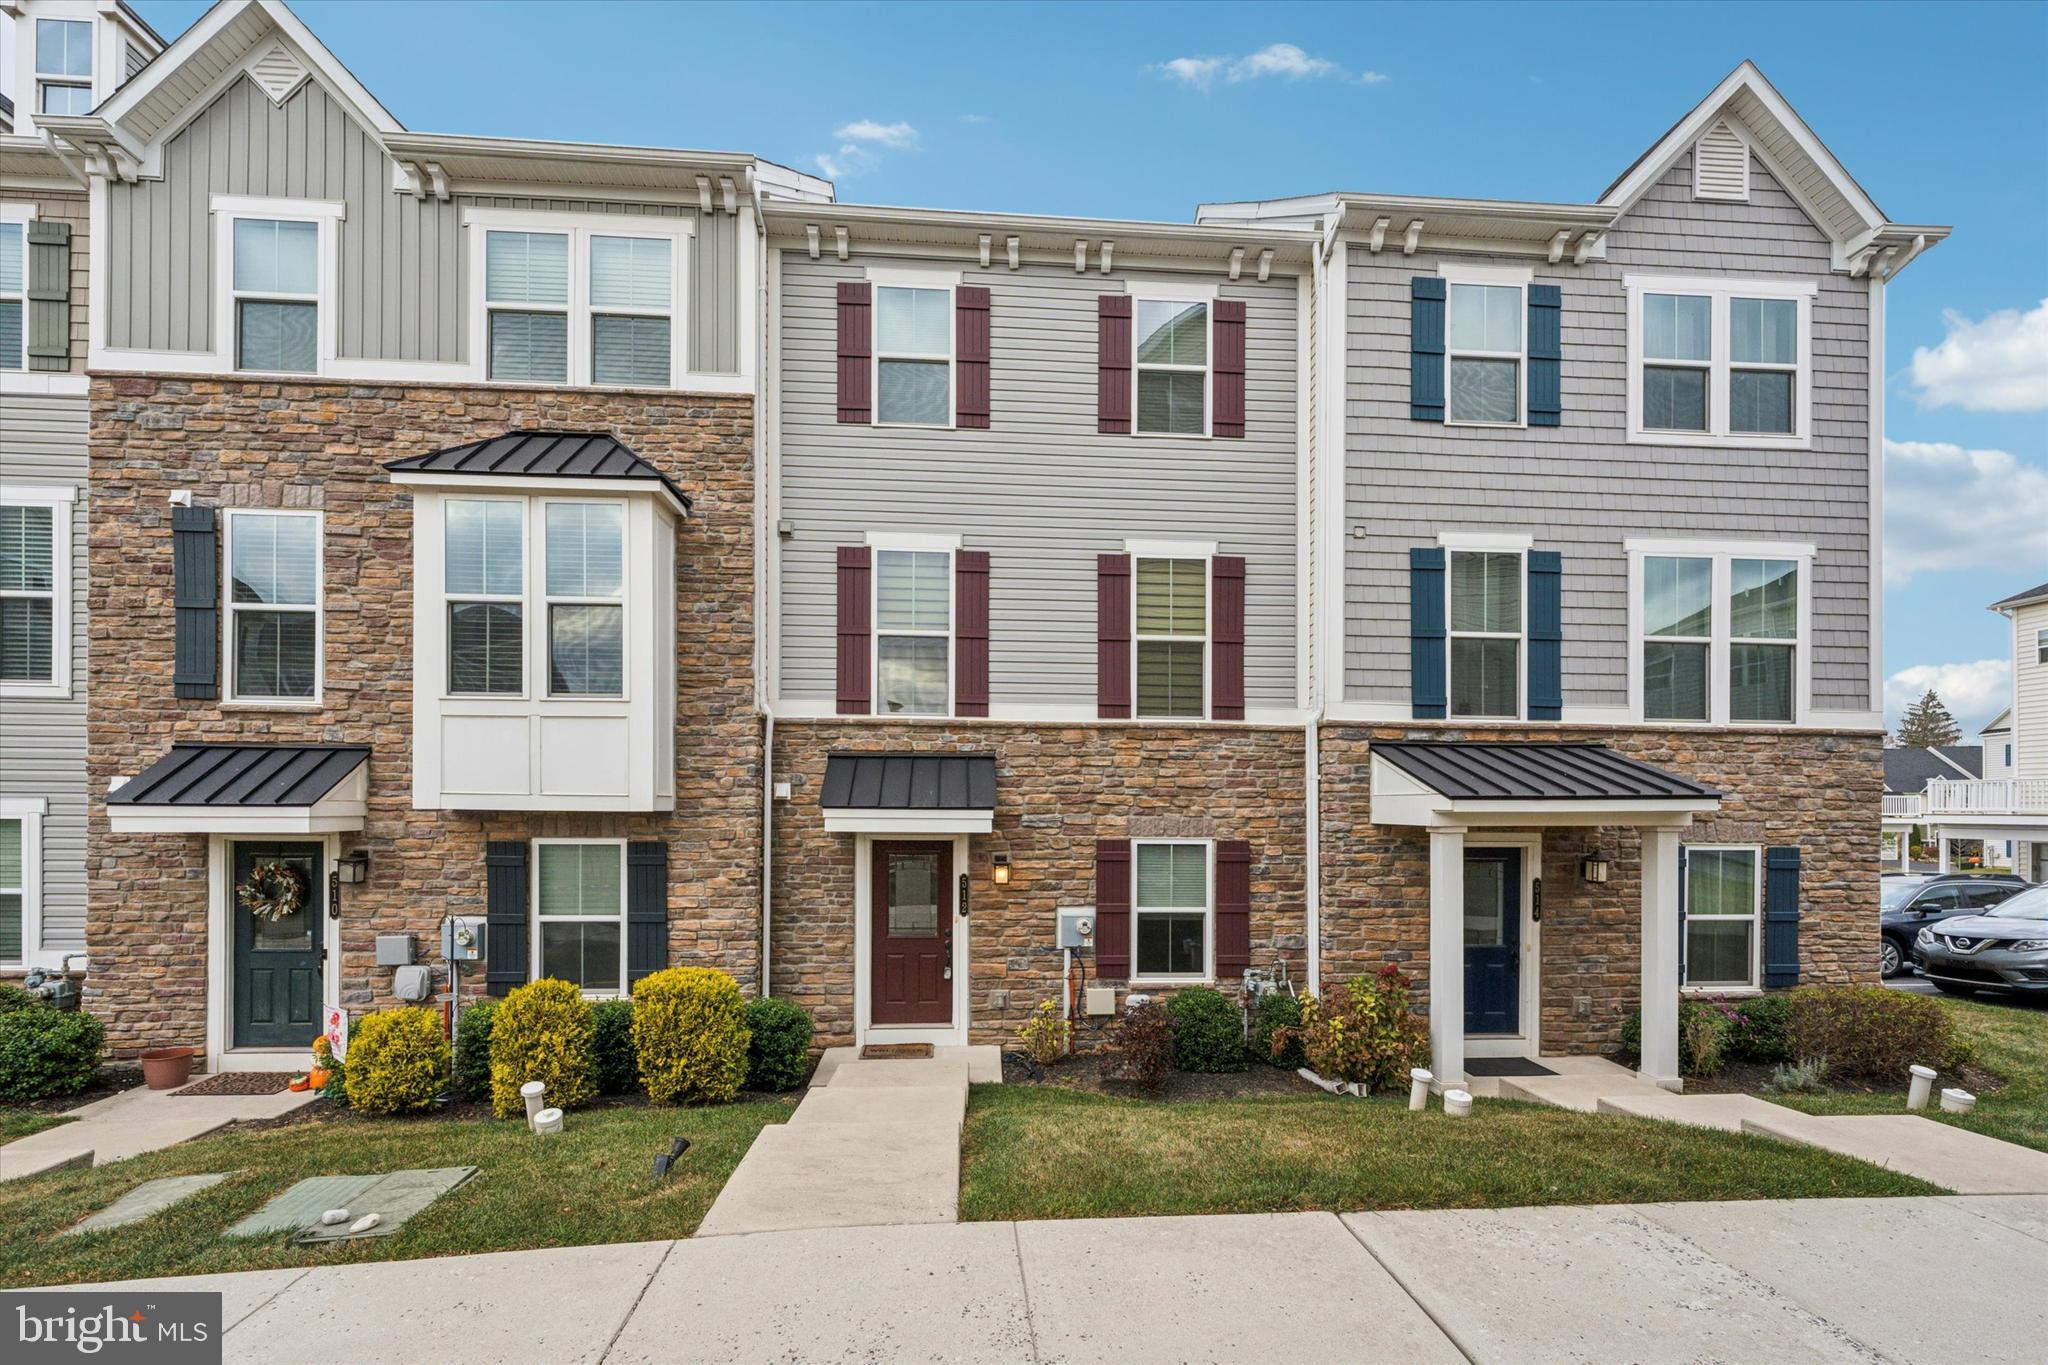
[0,817,23,964]
[545,503,626,697]
[590,236,673,387]
[1446,282,1523,425]
[1632,548,1804,726]
[486,230,570,383]
[1449,550,1522,719]
[534,841,624,993]
[226,510,321,701]
[1134,840,1209,978]
[1134,557,1207,718]
[875,287,953,425]
[446,499,524,695]
[1643,555,1711,721]
[0,505,56,685]
[1729,558,1797,723]
[1134,300,1209,435]
[875,549,951,715]
[0,223,23,371]
[232,218,320,374]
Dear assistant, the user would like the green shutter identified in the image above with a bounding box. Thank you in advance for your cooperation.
[25,221,71,373]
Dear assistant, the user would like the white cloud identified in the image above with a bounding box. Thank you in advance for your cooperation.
[1154,43,1375,91]
[1908,298,2048,412]
[1883,440,2048,585]
[1883,658,2010,732]
[813,119,919,181]
[834,120,918,149]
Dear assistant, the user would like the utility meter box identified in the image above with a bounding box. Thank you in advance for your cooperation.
[374,934,415,967]
[1084,986,1118,1016]
[441,915,485,962]
[1056,907,1095,950]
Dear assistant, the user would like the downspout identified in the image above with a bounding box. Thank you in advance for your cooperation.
[752,176,776,1000]
[761,709,774,997]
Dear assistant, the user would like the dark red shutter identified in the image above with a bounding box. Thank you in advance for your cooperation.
[957,286,991,429]
[1213,299,1247,438]
[955,549,990,716]
[1097,295,1132,434]
[1210,555,1246,720]
[1096,839,1131,978]
[837,281,872,423]
[1096,553,1132,718]
[835,546,871,714]
[1215,840,1251,979]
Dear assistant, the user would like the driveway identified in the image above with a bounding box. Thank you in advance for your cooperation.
[1886,974,2048,1010]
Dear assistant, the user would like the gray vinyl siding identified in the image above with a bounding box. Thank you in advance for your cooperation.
[0,394,88,954]
[1343,152,1872,714]
[777,251,1300,711]
[104,74,740,373]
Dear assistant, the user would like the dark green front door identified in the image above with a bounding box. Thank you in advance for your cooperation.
[232,841,324,1048]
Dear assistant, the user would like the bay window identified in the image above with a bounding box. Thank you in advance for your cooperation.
[534,840,625,993]
[225,510,322,703]
[875,286,952,426]
[1627,276,1813,446]
[1134,556,1207,718]
[1630,540,1811,726]
[1134,840,1210,980]
[445,499,524,695]
[1684,846,1760,990]
[1133,298,1210,436]
[1449,549,1523,719]
[874,548,951,715]
[545,503,625,697]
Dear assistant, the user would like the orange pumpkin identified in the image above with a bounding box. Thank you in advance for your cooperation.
[307,1068,331,1089]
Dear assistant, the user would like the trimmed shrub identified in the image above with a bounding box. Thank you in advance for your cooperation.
[1101,999,1173,1091]
[590,999,639,1095]
[1618,999,1731,1078]
[341,1007,448,1115]
[1788,985,1955,1083]
[633,967,750,1105]
[1167,986,1245,1073]
[0,982,40,1015]
[451,999,499,1102]
[1248,992,1305,1069]
[1297,964,1429,1094]
[1016,999,1069,1069]
[744,997,814,1092]
[1725,995,1794,1064]
[490,978,597,1118]
[0,1005,104,1101]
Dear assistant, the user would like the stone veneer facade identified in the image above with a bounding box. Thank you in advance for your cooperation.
[84,375,762,1058]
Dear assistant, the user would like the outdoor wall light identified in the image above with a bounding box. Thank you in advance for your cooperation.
[1580,853,1610,885]
[337,849,371,885]
[991,853,1012,886]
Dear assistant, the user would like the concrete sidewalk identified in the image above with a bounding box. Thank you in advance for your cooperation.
[15,1196,2046,1363]
[0,1080,320,1182]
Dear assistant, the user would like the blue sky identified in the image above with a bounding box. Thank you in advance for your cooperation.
[135,1,2048,732]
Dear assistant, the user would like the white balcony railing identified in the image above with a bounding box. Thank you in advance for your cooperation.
[1882,793,1925,819]
[1925,777,2048,817]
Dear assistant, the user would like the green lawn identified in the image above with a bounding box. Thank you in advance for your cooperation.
[958,1085,1939,1222]
[0,1099,791,1290]
[0,1112,77,1145]
[1768,995,2048,1153]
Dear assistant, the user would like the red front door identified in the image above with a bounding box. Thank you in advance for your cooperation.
[871,841,953,1026]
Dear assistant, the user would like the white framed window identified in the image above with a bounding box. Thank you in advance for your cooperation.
[0,801,46,968]
[35,18,94,116]
[1627,538,1812,726]
[1683,845,1761,991]
[1441,265,1530,427]
[874,283,954,427]
[212,196,342,377]
[1133,839,1212,981]
[532,838,626,995]
[544,501,626,698]
[0,209,26,371]
[444,498,525,696]
[1130,541,1211,719]
[1444,538,1526,719]
[466,210,692,389]
[1625,275,1814,448]
[0,485,73,697]
[871,536,954,716]
[2036,628,2047,665]
[224,509,322,703]
[1133,295,1211,436]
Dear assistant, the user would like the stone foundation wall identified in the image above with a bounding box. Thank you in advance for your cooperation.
[769,721,1309,1049]
[85,376,761,1058]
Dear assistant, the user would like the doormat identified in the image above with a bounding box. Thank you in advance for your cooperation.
[860,1043,934,1060]
[1465,1057,1556,1077]
[175,1072,296,1097]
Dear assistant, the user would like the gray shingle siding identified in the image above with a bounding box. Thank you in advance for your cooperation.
[776,251,1300,711]
[1344,152,1872,714]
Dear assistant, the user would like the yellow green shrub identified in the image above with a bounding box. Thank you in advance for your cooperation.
[341,1007,449,1114]
[632,967,750,1105]
[489,977,597,1118]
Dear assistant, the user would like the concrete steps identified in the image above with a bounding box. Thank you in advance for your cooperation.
[1497,1073,1673,1113]
[1596,1091,1791,1133]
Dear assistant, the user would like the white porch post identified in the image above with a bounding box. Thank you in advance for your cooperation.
[1937,834,1951,873]
[1638,827,1682,1091]
[1428,826,1467,1088]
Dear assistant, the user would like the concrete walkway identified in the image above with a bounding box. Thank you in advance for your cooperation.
[0,1080,320,1182]
[14,1197,2045,1362]
[693,1045,997,1237]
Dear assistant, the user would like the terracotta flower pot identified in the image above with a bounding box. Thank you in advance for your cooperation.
[140,1046,198,1090]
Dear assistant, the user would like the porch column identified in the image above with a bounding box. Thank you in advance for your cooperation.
[1428,825,1467,1088]
[1638,826,1682,1091]
[1937,835,1951,873]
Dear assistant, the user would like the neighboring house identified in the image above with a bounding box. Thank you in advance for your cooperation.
[1925,584,2048,881]
[1975,709,2016,869]
[1,0,161,982]
[40,1,1947,1093]
[1881,744,1981,871]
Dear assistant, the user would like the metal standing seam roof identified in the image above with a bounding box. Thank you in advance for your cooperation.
[108,744,370,808]
[383,432,691,512]
[1371,741,1720,802]
[820,753,999,811]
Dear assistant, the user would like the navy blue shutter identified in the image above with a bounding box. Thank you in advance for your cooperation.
[1762,846,1802,987]
[1528,283,1562,427]
[1677,845,1688,987]
[484,841,530,997]
[1410,278,1446,422]
[626,841,668,988]
[1526,550,1562,720]
[171,506,219,700]
[1409,547,1447,718]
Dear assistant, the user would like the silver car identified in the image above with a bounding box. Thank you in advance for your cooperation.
[1913,884,2048,996]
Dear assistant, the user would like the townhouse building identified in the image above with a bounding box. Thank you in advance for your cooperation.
[1922,583,2048,881]
[21,0,1948,1092]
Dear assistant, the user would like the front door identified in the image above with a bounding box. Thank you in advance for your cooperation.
[231,841,325,1048]
[1463,848,1521,1036]
[870,841,953,1027]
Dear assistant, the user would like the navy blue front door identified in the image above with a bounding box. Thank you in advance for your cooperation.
[1463,849,1521,1035]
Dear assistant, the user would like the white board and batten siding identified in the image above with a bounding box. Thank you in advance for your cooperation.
[1344,152,1874,717]
[775,252,1301,713]
[2017,600,2048,781]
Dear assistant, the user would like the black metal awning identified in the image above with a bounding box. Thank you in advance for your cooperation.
[1371,741,1720,802]
[108,745,371,833]
[821,752,998,812]
[385,431,691,513]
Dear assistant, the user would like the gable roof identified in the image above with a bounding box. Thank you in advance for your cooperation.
[1991,580,2048,612]
[1883,745,1983,794]
[1981,707,2013,736]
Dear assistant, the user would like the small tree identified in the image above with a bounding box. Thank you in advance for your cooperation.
[1896,689,1962,748]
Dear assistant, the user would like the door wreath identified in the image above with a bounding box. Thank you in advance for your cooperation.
[238,860,308,922]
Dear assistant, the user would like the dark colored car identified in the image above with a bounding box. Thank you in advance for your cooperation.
[1879,873,2030,978]
[1912,884,2048,996]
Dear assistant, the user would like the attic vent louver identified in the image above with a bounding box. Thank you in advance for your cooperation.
[248,39,312,107]
[1692,119,1749,202]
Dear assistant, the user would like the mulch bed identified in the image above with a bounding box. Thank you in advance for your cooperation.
[1681,1058,2006,1098]
[232,1085,807,1133]
[174,1072,297,1097]
[1000,1051,1322,1101]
